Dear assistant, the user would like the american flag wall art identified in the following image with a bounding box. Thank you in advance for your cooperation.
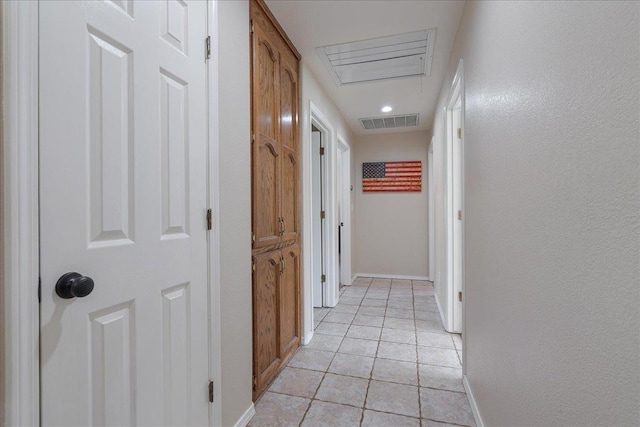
[362,161,422,192]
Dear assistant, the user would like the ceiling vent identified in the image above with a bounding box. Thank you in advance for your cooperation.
[360,114,419,130]
[316,29,436,85]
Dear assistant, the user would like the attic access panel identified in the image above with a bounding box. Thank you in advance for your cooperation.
[316,29,436,85]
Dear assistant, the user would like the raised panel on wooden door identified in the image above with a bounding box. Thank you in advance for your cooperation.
[280,244,300,358]
[279,61,299,244]
[253,250,282,398]
[252,25,281,249]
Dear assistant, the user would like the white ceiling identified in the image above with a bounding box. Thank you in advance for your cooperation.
[265,0,465,136]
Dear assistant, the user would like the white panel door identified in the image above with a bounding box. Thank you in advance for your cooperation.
[39,1,210,426]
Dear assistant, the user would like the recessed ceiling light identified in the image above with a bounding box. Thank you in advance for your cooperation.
[381,106,393,113]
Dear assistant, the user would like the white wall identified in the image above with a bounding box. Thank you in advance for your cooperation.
[431,1,640,425]
[217,1,253,425]
[354,130,429,278]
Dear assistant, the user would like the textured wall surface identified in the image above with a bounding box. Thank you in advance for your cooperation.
[355,131,430,278]
[431,1,639,425]
[217,1,253,425]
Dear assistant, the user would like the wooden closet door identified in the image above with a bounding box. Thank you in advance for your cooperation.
[280,244,301,359]
[251,23,281,249]
[252,250,282,399]
[279,54,300,244]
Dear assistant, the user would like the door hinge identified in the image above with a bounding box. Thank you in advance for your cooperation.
[457,128,462,139]
[458,210,462,220]
[320,146,325,155]
[207,209,213,230]
[252,375,257,391]
[320,210,325,219]
[251,132,255,144]
[205,36,211,61]
[458,291,463,302]
[251,231,256,244]
[250,22,255,34]
[321,274,326,283]
[252,261,256,272]
[208,381,214,402]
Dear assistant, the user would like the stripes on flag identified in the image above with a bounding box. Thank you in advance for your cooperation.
[362,161,422,192]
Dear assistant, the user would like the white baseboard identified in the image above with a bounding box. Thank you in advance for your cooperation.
[463,375,484,427]
[434,292,448,330]
[233,402,256,427]
[350,274,358,284]
[354,273,430,281]
[302,329,314,345]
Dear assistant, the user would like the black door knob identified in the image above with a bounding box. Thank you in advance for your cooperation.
[55,272,95,299]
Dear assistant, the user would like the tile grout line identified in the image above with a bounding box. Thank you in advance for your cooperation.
[358,283,373,426]
[359,278,383,426]
[412,279,426,424]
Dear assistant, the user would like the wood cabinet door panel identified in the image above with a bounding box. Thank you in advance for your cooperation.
[252,25,281,248]
[279,60,299,243]
[253,250,282,398]
[254,134,280,248]
[280,245,301,358]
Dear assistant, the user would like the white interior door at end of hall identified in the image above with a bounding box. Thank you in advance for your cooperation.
[39,2,210,426]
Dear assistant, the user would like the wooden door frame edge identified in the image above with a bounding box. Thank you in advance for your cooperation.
[2,1,40,425]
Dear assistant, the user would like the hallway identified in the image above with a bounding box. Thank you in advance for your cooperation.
[249,278,472,427]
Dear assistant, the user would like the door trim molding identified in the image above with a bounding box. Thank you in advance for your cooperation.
[207,1,222,425]
[428,138,435,288]
[445,59,465,335]
[1,1,40,425]
[302,101,336,342]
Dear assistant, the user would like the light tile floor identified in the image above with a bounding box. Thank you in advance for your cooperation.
[249,277,473,427]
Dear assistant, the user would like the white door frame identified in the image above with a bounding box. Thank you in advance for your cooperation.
[2,2,40,424]
[336,134,352,287]
[428,139,435,282]
[206,2,223,424]
[445,59,465,336]
[310,127,324,308]
[302,102,338,343]
[1,2,222,425]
